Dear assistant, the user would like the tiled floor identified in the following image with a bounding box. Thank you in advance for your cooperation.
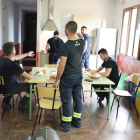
[0,84,140,140]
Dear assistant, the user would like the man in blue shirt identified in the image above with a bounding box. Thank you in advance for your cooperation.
[53,21,85,132]
[81,26,91,68]
[46,31,64,64]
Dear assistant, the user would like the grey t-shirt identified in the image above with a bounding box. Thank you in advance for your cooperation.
[60,39,85,79]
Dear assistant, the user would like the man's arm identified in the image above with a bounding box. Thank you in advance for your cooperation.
[21,71,33,80]
[90,66,104,74]
[11,51,34,61]
[46,43,50,51]
[53,56,67,87]
[76,32,84,39]
[99,68,112,77]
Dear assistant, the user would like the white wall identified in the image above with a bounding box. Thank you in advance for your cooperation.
[2,0,15,44]
[53,0,115,40]
[113,0,123,58]
[123,0,140,9]
[2,0,22,45]
[39,0,116,51]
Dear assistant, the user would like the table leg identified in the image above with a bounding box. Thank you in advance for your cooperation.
[29,83,32,120]
[107,85,111,120]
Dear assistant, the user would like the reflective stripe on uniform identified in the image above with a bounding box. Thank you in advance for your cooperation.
[25,92,30,97]
[73,112,81,118]
[62,116,72,122]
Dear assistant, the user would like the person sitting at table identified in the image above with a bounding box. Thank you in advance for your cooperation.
[0,42,34,110]
[53,21,85,132]
[90,48,119,104]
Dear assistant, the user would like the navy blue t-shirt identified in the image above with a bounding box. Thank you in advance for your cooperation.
[83,34,90,54]
[60,39,85,79]
[47,37,64,56]
[102,57,119,87]
[0,55,24,94]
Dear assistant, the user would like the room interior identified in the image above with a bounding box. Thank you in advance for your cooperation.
[0,0,140,140]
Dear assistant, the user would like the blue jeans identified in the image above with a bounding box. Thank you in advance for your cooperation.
[82,53,90,68]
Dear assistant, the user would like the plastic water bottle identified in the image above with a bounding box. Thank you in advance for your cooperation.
[57,59,60,67]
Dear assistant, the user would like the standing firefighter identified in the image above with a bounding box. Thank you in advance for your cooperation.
[53,21,85,132]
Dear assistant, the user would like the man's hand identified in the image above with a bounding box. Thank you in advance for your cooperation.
[29,71,33,76]
[90,70,96,75]
[27,51,35,57]
[53,80,59,88]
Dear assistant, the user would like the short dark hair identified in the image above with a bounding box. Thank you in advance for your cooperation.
[65,21,77,34]
[98,48,108,55]
[54,31,59,36]
[81,26,87,29]
[2,42,15,56]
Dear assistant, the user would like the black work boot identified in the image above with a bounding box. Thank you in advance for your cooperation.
[18,97,34,111]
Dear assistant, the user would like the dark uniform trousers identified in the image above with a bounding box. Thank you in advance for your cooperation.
[92,84,117,99]
[49,55,60,64]
[2,83,35,105]
[82,53,90,68]
[59,78,82,131]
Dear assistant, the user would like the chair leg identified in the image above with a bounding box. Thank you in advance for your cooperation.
[111,95,115,110]
[16,95,19,101]
[59,107,62,122]
[116,97,121,119]
[22,105,24,114]
[34,95,36,102]
[1,96,8,121]
[31,108,40,137]
[132,98,139,118]
[128,97,132,110]
[53,110,56,129]
[81,85,84,102]
[91,85,92,97]
[38,108,43,124]
[12,96,14,108]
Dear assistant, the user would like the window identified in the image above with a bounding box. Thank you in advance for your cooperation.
[120,5,140,60]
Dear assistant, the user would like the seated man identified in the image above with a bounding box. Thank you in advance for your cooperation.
[90,48,119,103]
[0,42,34,110]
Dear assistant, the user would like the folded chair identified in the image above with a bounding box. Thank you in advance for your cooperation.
[32,85,62,137]
[111,74,140,118]
[0,76,23,121]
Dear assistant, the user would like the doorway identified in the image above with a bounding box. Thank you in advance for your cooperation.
[21,12,37,70]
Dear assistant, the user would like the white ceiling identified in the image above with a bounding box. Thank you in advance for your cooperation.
[13,0,37,11]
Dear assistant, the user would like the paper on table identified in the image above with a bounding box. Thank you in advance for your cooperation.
[51,71,57,75]
[37,71,44,76]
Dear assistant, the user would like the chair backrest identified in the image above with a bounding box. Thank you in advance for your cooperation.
[132,75,140,86]
[115,73,128,90]
[0,76,4,85]
[118,70,122,77]
[34,85,59,98]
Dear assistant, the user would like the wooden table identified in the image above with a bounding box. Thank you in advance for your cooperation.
[27,65,114,120]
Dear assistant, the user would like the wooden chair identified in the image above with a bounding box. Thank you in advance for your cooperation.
[32,85,62,136]
[111,74,140,118]
[0,76,23,121]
